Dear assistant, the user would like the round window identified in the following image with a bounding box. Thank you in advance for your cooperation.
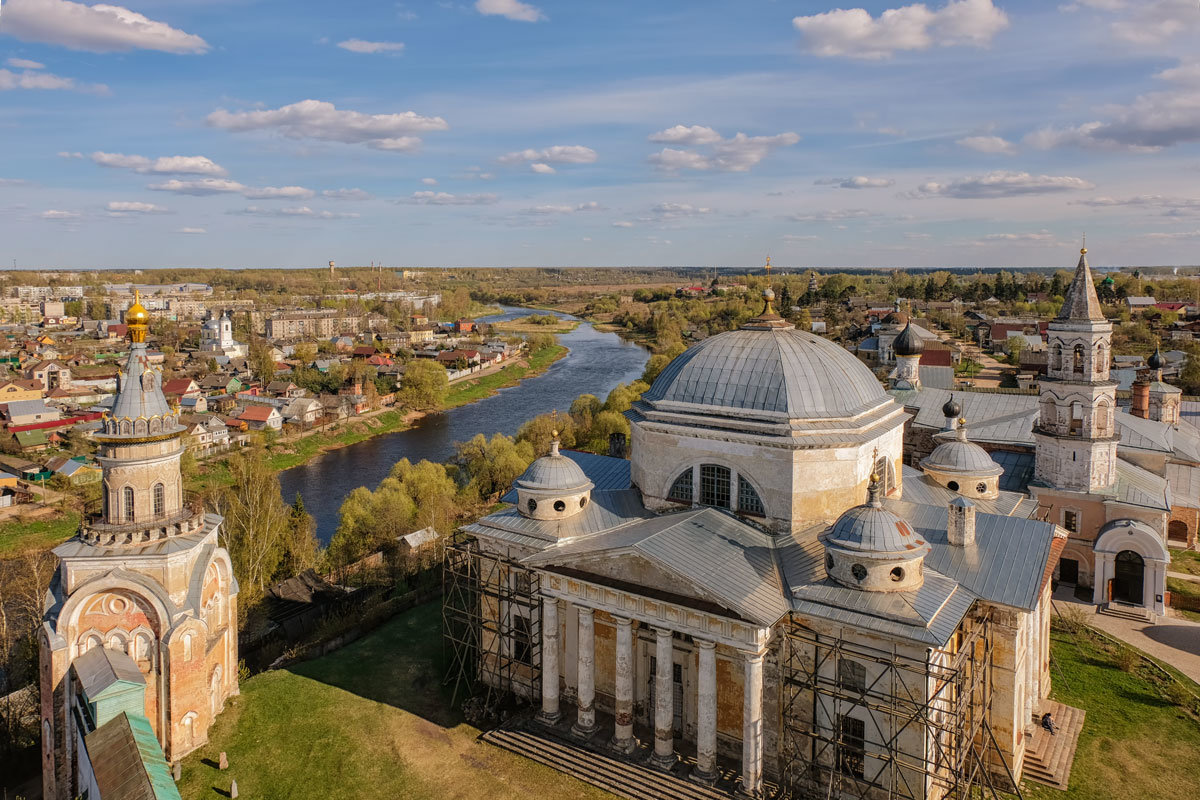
[851,564,867,582]
[947,480,959,492]
[976,482,987,494]
[890,567,904,582]
[553,500,566,512]
[825,554,834,571]
[527,498,537,513]
[579,497,588,508]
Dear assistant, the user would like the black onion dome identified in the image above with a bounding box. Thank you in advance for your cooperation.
[894,322,924,356]
[942,395,961,418]
[1148,346,1163,371]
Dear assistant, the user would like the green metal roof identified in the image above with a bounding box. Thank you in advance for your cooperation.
[85,712,182,800]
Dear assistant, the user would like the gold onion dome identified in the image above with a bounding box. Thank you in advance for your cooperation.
[126,290,150,343]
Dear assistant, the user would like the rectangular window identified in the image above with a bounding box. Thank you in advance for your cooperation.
[1064,510,1078,533]
[699,464,731,508]
[838,715,866,779]
[513,614,532,664]
[837,658,866,696]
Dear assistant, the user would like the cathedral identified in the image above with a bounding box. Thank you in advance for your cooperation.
[39,295,238,800]
[199,308,247,358]
[445,278,1069,798]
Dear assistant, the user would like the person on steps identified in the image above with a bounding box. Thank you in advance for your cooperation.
[1041,711,1057,736]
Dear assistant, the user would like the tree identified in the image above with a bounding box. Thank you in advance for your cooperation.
[517,413,576,455]
[248,341,277,385]
[581,410,630,454]
[455,433,535,502]
[218,449,293,614]
[293,342,317,366]
[398,359,449,410]
[280,494,320,578]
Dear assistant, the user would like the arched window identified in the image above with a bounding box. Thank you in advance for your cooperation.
[183,632,193,661]
[1073,344,1084,374]
[153,483,165,517]
[123,486,135,523]
[737,475,764,515]
[699,464,731,508]
[1050,343,1061,372]
[874,456,896,495]
[667,469,693,503]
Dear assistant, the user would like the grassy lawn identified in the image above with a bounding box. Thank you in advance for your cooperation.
[1166,577,1200,622]
[178,602,612,800]
[263,410,409,472]
[491,318,582,336]
[1022,625,1200,800]
[444,345,567,409]
[1171,549,1200,576]
[0,509,80,555]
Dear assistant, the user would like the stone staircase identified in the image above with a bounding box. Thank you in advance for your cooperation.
[1100,603,1152,623]
[481,722,753,800]
[1021,701,1086,791]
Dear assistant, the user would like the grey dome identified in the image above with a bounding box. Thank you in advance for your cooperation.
[921,427,1002,476]
[103,343,185,437]
[822,487,928,557]
[516,442,593,492]
[643,327,888,419]
[894,322,924,356]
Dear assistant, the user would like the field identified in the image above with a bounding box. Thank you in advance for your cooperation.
[0,509,80,556]
[444,344,567,409]
[1171,549,1200,576]
[177,602,611,800]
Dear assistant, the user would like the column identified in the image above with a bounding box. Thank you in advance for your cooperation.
[741,650,765,798]
[571,607,597,738]
[536,597,560,725]
[610,617,636,754]
[693,640,718,783]
[650,627,677,769]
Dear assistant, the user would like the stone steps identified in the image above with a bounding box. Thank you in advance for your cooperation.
[482,725,739,800]
[1022,701,1086,791]
[1099,604,1151,623]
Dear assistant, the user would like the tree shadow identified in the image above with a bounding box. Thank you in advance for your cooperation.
[1141,625,1200,659]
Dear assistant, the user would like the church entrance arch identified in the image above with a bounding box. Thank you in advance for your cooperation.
[1168,520,1189,546]
[1113,550,1144,605]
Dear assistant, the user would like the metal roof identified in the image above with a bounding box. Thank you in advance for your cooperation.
[642,327,889,420]
[110,343,177,424]
[85,712,182,800]
[1113,458,1171,511]
[921,427,1003,476]
[1057,250,1106,322]
[823,494,929,558]
[72,645,145,701]
[1167,461,1200,509]
[465,488,654,546]
[515,443,593,493]
[899,466,1036,517]
[500,449,631,504]
[991,450,1036,492]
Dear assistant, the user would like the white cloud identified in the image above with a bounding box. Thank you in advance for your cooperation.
[651,202,713,219]
[647,125,723,145]
[176,227,206,234]
[40,209,79,219]
[904,232,933,239]
[524,202,602,214]
[420,178,438,186]
[814,176,895,189]
[1111,0,1195,46]
[957,135,1017,155]
[91,152,227,176]
[906,171,1094,198]
[1074,195,1200,216]
[230,206,359,219]
[6,58,44,69]
[403,191,499,206]
[1140,229,1200,240]
[106,201,168,214]
[649,129,800,172]
[58,151,82,159]
[530,163,556,174]
[337,39,405,54]
[207,100,448,151]
[322,188,373,200]
[793,0,1008,60]
[789,208,879,222]
[499,145,598,165]
[1024,60,1200,151]
[2,0,209,54]
[475,0,545,23]
[147,178,315,200]
[0,67,108,94]
[977,230,1058,243]
[781,234,821,242]
[611,220,635,228]
[877,126,907,136]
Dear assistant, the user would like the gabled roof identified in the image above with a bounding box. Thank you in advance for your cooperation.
[72,644,145,701]
[238,404,279,422]
[85,712,182,800]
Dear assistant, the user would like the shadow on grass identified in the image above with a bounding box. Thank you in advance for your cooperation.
[284,600,464,727]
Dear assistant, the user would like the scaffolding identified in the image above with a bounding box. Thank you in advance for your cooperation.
[442,534,542,713]
[780,609,1021,800]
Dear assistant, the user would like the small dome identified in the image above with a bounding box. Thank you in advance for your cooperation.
[942,395,961,419]
[1148,346,1163,371]
[921,426,1002,477]
[894,322,924,356]
[125,300,150,325]
[824,492,926,556]
[516,440,592,493]
[882,310,909,326]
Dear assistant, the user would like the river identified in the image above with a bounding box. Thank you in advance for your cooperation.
[277,307,649,543]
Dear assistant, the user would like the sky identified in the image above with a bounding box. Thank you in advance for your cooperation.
[2,0,1200,270]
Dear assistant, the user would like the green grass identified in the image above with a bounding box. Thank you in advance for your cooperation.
[0,509,80,555]
[1171,549,1200,576]
[1021,626,1200,800]
[177,602,613,800]
[444,345,567,409]
[263,410,409,472]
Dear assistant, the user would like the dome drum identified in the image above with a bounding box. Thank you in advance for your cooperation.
[919,425,1003,500]
[824,546,925,593]
[820,477,930,593]
[514,440,594,523]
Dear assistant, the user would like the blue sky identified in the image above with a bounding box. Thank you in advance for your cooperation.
[2,0,1199,269]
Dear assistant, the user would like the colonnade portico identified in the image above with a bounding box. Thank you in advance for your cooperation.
[535,571,772,796]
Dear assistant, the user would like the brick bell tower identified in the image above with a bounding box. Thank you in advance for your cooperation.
[1033,246,1118,493]
[39,293,238,799]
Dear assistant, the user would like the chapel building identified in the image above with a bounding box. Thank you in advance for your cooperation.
[39,295,238,800]
[445,283,1063,799]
